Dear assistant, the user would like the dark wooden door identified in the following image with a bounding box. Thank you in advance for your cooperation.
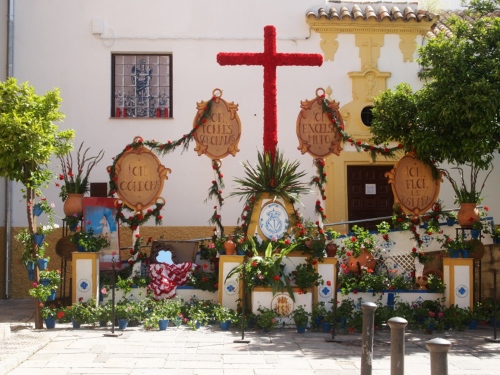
[347,165,394,231]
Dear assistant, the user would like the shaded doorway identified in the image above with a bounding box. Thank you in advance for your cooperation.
[347,165,394,231]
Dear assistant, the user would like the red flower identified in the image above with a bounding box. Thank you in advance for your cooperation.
[251,261,258,267]
[273,275,280,281]
[57,311,65,319]
[326,280,332,286]
[412,247,417,253]
[311,260,317,265]
[346,251,352,257]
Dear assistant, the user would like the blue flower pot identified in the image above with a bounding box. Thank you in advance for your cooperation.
[44,316,56,329]
[461,249,470,258]
[37,258,49,270]
[296,324,306,333]
[219,320,230,331]
[468,320,478,330]
[33,204,43,217]
[46,289,56,301]
[27,269,35,281]
[321,321,332,333]
[449,249,460,258]
[471,230,481,240]
[71,319,81,329]
[118,319,128,330]
[33,234,45,247]
[446,218,455,226]
[158,319,169,331]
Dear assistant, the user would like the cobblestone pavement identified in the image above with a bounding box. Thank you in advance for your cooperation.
[1,299,500,375]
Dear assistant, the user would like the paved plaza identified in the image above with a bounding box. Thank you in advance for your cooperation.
[1,299,500,375]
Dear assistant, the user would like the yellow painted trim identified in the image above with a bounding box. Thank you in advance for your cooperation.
[324,152,400,231]
[307,15,432,67]
[314,258,337,305]
[71,252,99,304]
[443,258,474,307]
[218,255,243,304]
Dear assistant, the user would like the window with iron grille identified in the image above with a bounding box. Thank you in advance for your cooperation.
[112,54,172,118]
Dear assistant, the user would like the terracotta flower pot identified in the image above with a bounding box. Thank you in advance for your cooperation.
[63,193,84,217]
[348,251,376,273]
[457,203,480,227]
[224,236,236,255]
[325,243,337,257]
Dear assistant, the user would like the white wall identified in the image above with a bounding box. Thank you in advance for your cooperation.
[7,0,499,229]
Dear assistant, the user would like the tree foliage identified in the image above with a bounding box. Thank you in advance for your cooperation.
[0,78,74,187]
[0,78,74,329]
[371,0,500,173]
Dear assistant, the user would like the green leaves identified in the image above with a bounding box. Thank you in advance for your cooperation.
[230,149,309,203]
[0,78,74,185]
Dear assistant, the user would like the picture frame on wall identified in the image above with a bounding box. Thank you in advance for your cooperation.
[82,197,120,270]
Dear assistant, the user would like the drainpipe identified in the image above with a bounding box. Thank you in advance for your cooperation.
[4,0,14,299]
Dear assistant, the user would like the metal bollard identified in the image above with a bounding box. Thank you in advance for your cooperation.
[361,302,377,375]
[387,317,408,375]
[426,338,452,375]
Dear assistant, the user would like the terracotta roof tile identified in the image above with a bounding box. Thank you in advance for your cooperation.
[427,9,500,38]
[306,2,437,23]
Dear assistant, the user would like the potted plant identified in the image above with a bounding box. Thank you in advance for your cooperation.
[226,236,297,299]
[441,235,469,258]
[213,304,237,331]
[64,299,96,328]
[336,224,386,273]
[290,304,311,333]
[311,301,328,329]
[71,227,109,252]
[58,142,104,216]
[95,302,113,327]
[288,261,323,294]
[38,269,62,296]
[186,300,210,330]
[28,281,55,302]
[41,303,64,329]
[492,227,500,244]
[256,306,279,332]
[144,298,182,330]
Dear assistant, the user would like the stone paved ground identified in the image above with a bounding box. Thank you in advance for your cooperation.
[2,299,500,375]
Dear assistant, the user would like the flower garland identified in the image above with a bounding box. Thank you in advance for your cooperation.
[115,199,164,231]
[392,201,446,249]
[108,98,215,229]
[125,234,152,268]
[311,158,328,226]
[207,159,225,236]
[320,96,402,159]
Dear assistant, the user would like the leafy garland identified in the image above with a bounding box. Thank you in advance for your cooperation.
[108,98,215,229]
[392,201,447,248]
[207,159,225,236]
[320,95,403,158]
[311,158,328,226]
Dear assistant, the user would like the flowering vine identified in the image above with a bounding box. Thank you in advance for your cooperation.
[107,97,215,230]
[320,96,403,159]
[207,159,225,236]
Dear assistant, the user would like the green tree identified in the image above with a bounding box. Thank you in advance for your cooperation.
[0,78,74,328]
[371,0,500,202]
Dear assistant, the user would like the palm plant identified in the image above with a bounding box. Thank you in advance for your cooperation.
[230,149,309,204]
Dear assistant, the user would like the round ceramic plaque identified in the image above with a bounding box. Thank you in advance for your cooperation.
[258,202,289,240]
